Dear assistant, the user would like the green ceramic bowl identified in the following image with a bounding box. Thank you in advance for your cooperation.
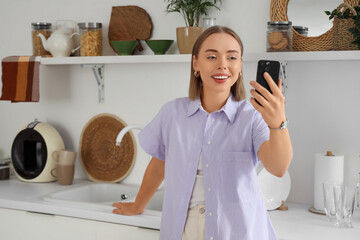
[145,40,174,55]
[110,40,138,55]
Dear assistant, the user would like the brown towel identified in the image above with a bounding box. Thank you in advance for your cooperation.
[1,56,41,102]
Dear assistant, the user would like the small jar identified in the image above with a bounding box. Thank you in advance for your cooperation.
[202,18,216,29]
[267,21,292,52]
[78,22,102,56]
[31,22,52,56]
[293,26,308,37]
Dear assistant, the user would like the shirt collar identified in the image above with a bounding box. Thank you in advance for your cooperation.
[221,94,237,123]
[187,94,238,124]
[187,98,202,117]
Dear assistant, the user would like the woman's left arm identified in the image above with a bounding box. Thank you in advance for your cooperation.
[250,72,293,177]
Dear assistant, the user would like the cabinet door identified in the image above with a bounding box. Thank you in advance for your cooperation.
[0,208,159,240]
[96,221,160,240]
[0,208,97,240]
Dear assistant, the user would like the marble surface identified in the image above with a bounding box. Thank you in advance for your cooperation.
[1,176,360,239]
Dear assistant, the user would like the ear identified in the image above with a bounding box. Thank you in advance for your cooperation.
[192,55,198,71]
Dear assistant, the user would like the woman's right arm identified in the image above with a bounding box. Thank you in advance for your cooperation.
[112,157,165,215]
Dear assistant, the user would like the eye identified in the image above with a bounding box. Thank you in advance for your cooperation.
[207,55,216,60]
[228,56,237,60]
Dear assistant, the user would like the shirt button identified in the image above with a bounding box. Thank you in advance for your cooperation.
[209,212,213,216]
[199,207,205,214]
[208,187,212,192]
[205,164,209,167]
[207,141,211,145]
[210,237,214,240]
[212,118,215,122]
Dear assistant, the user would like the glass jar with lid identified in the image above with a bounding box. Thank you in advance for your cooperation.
[267,21,292,52]
[78,22,102,56]
[31,22,52,56]
[293,26,308,37]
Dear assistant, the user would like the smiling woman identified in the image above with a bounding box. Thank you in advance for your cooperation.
[189,26,245,104]
[191,32,243,113]
[113,26,292,240]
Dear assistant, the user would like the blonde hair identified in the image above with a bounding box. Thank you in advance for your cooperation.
[189,26,246,101]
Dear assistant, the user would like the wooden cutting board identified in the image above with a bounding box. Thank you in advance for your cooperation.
[108,5,153,52]
[79,113,136,182]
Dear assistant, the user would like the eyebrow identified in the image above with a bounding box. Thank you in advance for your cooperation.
[204,49,240,54]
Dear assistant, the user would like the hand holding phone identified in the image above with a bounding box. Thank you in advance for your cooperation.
[256,60,280,94]
[250,59,287,129]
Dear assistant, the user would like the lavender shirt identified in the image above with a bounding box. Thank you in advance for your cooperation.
[139,95,278,240]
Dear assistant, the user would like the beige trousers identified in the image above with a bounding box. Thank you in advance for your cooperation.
[181,205,206,240]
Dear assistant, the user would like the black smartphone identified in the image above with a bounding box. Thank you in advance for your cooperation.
[256,60,280,94]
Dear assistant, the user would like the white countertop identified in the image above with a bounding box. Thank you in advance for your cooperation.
[0,177,161,230]
[1,177,360,239]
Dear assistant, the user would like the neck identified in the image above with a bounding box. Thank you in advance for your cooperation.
[201,89,230,113]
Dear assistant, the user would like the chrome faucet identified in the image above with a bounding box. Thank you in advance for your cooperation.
[115,125,143,147]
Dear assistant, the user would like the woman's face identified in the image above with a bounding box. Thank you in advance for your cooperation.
[193,32,242,97]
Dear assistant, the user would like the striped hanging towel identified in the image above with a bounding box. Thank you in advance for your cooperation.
[0,56,41,102]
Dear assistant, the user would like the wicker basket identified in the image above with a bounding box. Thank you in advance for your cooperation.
[333,3,357,50]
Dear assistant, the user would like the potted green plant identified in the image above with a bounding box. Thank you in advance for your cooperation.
[325,1,360,50]
[165,0,222,54]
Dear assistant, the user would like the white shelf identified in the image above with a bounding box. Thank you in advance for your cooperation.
[40,54,192,65]
[39,50,359,103]
[257,50,360,62]
[40,51,360,65]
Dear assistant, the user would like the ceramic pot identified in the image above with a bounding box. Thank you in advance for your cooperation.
[176,27,203,54]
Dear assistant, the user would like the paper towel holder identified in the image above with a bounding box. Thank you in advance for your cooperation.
[326,151,334,156]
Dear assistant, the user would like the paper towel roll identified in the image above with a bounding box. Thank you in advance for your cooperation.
[314,152,344,211]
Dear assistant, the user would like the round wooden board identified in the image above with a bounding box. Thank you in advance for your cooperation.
[108,5,153,52]
[79,113,136,182]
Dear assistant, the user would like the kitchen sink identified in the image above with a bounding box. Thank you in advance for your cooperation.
[42,182,164,214]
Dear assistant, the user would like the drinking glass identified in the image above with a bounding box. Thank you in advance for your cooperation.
[323,182,337,222]
[334,184,356,228]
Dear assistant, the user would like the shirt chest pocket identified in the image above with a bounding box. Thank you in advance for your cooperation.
[219,152,259,203]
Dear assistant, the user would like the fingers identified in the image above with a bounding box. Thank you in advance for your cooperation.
[250,80,273,103]
[250,89,268,109]
[263,72,282,96]
[112,208,124,215]
[112,202,122,208]
[250,97,262,113]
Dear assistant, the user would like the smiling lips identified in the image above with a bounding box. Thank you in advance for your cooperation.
[212,74,230,83]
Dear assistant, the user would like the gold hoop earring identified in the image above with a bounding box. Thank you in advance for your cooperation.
[194,71,200,78]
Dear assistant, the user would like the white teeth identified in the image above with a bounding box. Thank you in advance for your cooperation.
[213,76,229,79]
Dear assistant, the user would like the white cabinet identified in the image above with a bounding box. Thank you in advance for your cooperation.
[0,208,159,240]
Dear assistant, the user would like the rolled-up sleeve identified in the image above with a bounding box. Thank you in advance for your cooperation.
[138,105,167,161]
[252,110,270,165]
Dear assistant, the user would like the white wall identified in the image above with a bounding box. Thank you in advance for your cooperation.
[1,0,359,206]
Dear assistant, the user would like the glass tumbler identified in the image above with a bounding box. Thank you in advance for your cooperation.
[334,184,356,228]
[323,182,337,222]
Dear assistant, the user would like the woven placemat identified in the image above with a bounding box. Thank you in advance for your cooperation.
[79,113,136,182]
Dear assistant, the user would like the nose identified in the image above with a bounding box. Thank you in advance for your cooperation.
[217,57,227,70]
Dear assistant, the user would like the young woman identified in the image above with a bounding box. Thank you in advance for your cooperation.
[112,26,292,240]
